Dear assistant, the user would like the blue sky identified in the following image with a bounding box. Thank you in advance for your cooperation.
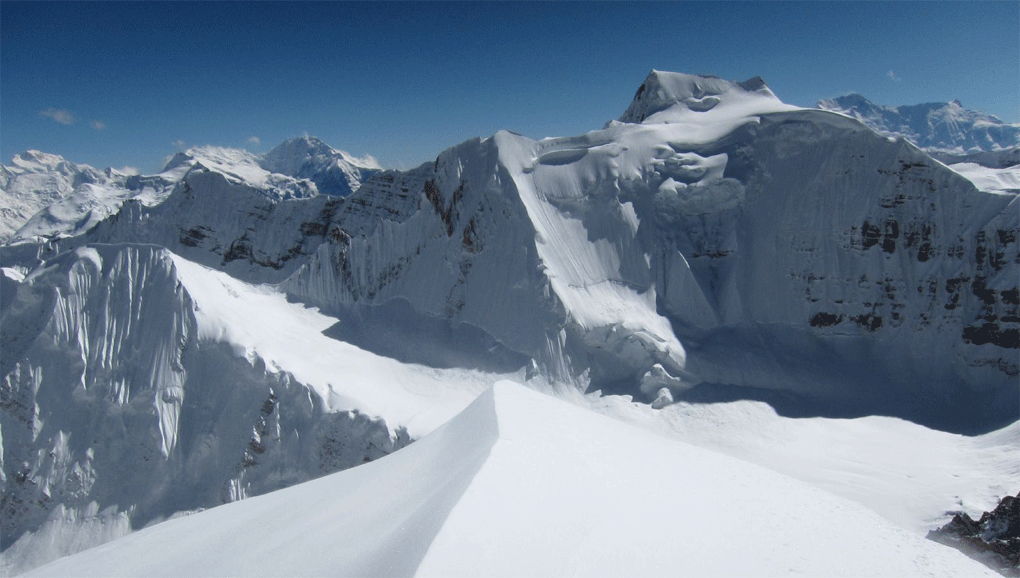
[2,1,1017,173]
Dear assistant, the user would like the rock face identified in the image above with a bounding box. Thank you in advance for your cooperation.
[928,492,1020,577]
[817,94,1020,155]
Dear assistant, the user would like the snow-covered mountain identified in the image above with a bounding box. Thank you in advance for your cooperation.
[0,137,379,245]
[0,151,124,243]
[261,135,381,197]
[2,71,1017,575]
[816,93,1020,155]
[286,71,1018,432]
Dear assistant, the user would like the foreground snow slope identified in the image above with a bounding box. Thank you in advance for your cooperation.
[586,392,1020,535]
[27,383,997,578]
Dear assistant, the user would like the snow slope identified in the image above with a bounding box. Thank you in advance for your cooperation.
[584,391,1020,536]
[25,383,999,578]
[3,71,1018,575]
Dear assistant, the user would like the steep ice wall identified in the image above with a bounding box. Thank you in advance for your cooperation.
[0,245,409,574]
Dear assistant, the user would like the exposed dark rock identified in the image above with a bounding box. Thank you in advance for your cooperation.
[927,492,1020,577]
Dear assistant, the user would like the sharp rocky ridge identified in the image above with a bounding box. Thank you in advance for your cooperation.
[1,70,1018,573]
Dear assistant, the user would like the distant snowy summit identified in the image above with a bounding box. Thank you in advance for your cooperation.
[0,136,379,244]
[618,70,797,125]
[816,93,1020,157]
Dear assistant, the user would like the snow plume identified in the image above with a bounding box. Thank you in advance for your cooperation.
[38,108,74,125]
[90,120,106,130]
[247,136,261,146]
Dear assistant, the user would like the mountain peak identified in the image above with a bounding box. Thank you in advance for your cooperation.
[619,70,793,124]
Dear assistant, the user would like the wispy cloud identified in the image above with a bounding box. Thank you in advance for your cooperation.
[90,120,107,130]
[172,139,186,149]
[39,108,75,125]
[247,136,261,147]
[117,166,140,176]
[887,70,902,82]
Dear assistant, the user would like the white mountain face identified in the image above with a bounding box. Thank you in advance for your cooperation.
[816,93,1020,155]
[261,135,381,197]
[1,71,1017,575]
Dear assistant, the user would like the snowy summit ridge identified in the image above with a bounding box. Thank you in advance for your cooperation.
[618,70,797,125]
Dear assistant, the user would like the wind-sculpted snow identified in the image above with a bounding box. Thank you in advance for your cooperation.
[23,383,1000,578]
[2,245,498,574]
[2,70,1018,574]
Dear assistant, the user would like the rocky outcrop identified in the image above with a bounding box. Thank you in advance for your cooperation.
[928,492,1020,577]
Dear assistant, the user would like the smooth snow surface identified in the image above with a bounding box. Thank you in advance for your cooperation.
[169,254,496,437]
[949,161,1020,195]
[584,393,1020,535]
[26,383,997,578]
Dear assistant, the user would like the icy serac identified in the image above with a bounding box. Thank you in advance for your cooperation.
[288,71,1018,432]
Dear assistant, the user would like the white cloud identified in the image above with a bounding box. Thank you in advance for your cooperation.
[117,166,140,176]
[247,136,261,146]
[39,108,75,125]
[887,70,902,82]
[91,120,107,130]
[173,140,186,149]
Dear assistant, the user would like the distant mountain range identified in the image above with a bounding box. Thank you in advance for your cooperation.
[0,137,379,244]
[816,93,1020,156]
